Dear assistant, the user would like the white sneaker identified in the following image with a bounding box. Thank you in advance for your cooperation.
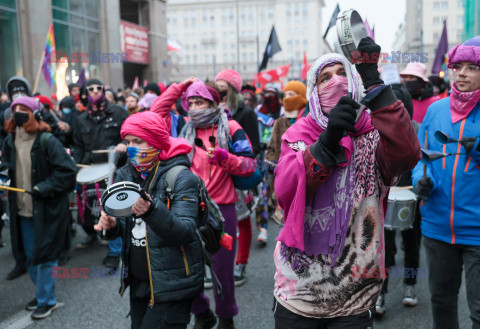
[402,285,418,306]
[204,266,212,289]
[257,228,267,247]
[375,294,385,316]
[234,263,246,287]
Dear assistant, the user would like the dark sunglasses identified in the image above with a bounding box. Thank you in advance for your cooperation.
[87,86,103,92]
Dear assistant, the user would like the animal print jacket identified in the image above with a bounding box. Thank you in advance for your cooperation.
[274,89,422,318]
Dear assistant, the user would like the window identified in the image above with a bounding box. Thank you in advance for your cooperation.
[442,1,448,9]
[434,17,440,25]
[458,0,464,9]
[457,16,463,24]
[457,31,463,40]
[434,32,439,40]
[434,1,440,10]
[186,55,190,63]
[303,39,308,46]
[0,2,22,87]
[223,54,228,63]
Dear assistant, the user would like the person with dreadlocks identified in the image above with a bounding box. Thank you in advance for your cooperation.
[272,38,421,328]
[179,81,256,329]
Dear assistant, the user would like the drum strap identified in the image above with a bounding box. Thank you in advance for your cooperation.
[164,165,189,206]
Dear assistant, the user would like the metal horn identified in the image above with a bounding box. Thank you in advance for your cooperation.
[420,149,466,164]
[434,130,477,153]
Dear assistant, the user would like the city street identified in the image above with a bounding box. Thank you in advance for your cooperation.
[0,219,471,329]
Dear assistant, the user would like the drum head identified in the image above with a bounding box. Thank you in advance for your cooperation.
[101,181,142,217]
[389,189,417,201]
[336,9,368,63]
[77,163,114,185]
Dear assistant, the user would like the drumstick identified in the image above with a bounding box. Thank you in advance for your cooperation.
[422,130,428,206]
[92,150,110,154]
[76,164,91,168]
[0,185,29,193]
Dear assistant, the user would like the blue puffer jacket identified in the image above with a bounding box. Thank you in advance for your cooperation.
[412,97,480,246]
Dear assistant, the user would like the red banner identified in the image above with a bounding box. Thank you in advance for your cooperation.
[256,65,291,89]
[120,20,149,65]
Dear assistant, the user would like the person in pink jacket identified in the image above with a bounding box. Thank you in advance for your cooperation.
[152,79,256,329]
[400,62,441,123]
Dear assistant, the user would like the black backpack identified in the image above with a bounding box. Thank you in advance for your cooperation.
[164,165,227,254]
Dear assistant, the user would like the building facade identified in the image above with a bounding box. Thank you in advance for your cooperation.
[464,0,479,40]
[392,0,465,73]
[166,0,326,82]
[0,0,169,95]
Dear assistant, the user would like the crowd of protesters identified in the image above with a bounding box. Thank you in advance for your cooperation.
[0,35,479,329]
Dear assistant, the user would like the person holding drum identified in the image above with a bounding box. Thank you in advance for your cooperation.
[412,36,480,329]
[73,78,128,268]
[272,37,421,328]
[94,111,203,329]
[1,96,76,319]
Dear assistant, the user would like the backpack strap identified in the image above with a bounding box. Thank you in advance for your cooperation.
[164,165,189,209]
[39,132,53,157]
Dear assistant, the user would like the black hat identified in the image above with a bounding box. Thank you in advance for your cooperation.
[143,83,161,96]
[68,83,80,93]
[59,96,75,110]
[85,78,104,87]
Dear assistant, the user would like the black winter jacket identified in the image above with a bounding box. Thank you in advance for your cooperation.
[1,132,77,265]
[73,101,128,164]
[233,101,261,156]
[106,155,204,304]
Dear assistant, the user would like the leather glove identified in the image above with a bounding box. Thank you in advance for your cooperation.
[355,37,384,89]
[199,224,222,254]
[319,96,359,153]
[414,178,433,201]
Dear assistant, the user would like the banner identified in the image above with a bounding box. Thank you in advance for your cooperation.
[120,20,149,65]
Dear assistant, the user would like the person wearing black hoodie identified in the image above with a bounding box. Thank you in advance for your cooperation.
[73,78,128,268]
[375,83,422,316]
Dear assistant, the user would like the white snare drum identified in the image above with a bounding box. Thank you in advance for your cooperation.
[384,188,417,230]
[101,181,148,218]
[76,163,115,185]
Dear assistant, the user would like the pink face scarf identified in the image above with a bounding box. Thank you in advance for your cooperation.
[450,83,480,123]
[318,75,349,115]
[126,147,160,179]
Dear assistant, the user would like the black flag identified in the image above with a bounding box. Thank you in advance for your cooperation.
[258,26,282,72]
[323,4,340,39]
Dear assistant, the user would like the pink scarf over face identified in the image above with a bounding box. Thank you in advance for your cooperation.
[450,83,480,123]
[318,75,349,115]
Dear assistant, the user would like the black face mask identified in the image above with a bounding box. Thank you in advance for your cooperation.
[218,89,228,99]
[13,112,29,127]
[404,80,425,99]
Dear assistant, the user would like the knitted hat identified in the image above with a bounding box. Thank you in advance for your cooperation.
[205,85,221,104]
[6,76,32,101]
[215,69,242,92]
[448,36,480,68]
[284,81,307,99]
[85,78,104,87]
[34,95,53,110]
[11,96,41,112]
[59,96,75,110]
[68,83,79,93]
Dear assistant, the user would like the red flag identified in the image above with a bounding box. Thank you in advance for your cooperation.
[143,79,148,87]
[301,52,311,80]
[132,76,139,89]
[276,64,291,78]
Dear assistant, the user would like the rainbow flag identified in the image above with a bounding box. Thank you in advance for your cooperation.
[41,24,56,87]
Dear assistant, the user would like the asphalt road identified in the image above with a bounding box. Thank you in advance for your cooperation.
[0,218,471,329]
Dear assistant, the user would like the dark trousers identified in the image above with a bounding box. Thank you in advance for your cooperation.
[381,207,421,294]
[273,299,374,329]
[130,277,192,329]
[423,236,480,329]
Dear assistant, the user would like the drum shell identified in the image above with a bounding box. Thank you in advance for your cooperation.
[235,189,251,221]
[384,194,417,230]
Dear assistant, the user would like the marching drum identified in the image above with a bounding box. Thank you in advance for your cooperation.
[384,188,417,230]
[76,163,115,225]
[101,181,148,218]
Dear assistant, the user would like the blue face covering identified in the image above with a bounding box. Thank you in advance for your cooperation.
[62,108,72,115]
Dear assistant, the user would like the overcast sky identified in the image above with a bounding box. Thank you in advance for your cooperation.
[321,0,406,53]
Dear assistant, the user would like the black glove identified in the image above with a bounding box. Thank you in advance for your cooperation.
[319,96,359,153]
[199,224,222,254]
[30,186,42,199]
[414,178,433,201]
[355,37,384,89]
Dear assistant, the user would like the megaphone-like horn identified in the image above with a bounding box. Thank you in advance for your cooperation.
[421,149,467,164]
[434,131,458,144]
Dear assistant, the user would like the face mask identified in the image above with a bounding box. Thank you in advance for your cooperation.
[318,75,349,115]
[284,95,307,112]
[13,112,30,127]
[12,92,27,101]
[218,89,228,99]
[404,80,424,99]
[87,92,105,107]
[126,146,159,178]
[261,95,281,114]
[62,108,72,115]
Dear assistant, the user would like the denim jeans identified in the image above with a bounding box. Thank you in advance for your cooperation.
[423,236,480,329]
[108,237,122,257]
[19,216,58,307]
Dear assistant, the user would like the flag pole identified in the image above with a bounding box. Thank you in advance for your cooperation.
[33,49,46,94]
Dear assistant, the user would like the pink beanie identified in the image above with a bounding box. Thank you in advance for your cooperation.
[11,96,41,112]
[215,69,242,92]
[448,36,480,68]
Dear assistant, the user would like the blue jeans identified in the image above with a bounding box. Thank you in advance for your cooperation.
[19,216,58,307]
[108,237,122,257]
